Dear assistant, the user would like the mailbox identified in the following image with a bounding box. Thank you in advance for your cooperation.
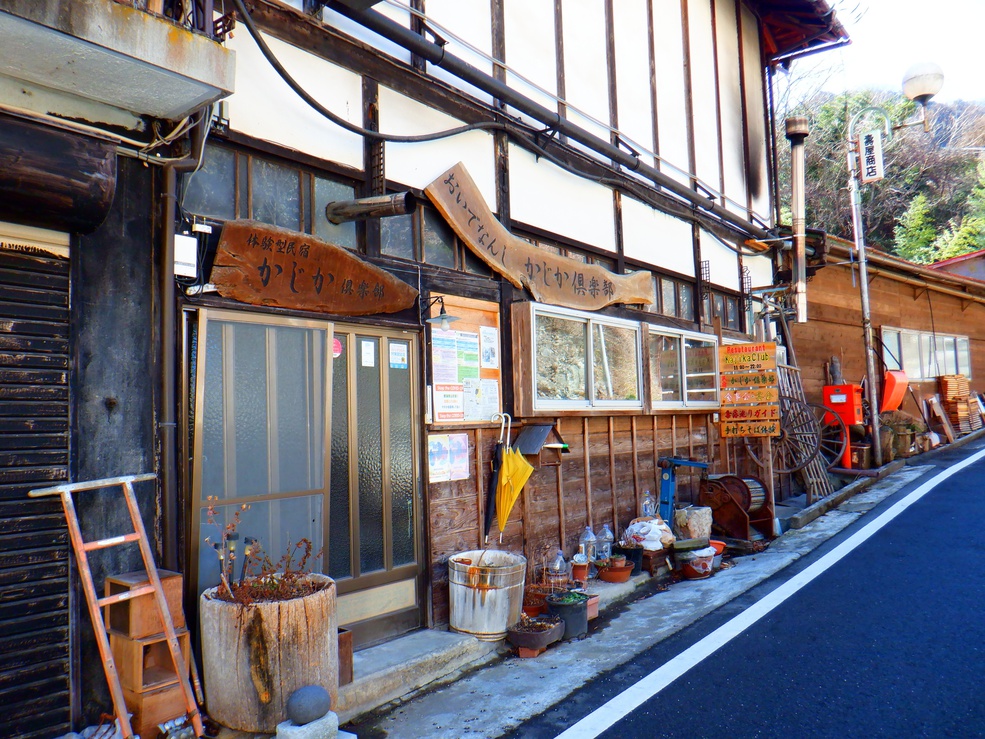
[823,383,864,426]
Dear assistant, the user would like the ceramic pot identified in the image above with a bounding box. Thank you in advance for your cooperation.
[506,619,564,650]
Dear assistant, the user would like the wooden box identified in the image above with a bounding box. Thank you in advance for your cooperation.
[339,627,353,686]
[123,681,187,739]
[110,628,191,693]
[104,570,185,638]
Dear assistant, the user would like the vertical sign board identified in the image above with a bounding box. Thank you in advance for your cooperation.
[718,342,780,437]
[857,130,885,185]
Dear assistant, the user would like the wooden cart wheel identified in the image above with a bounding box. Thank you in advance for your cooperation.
[742,395,822,474]
[808,402,849,471]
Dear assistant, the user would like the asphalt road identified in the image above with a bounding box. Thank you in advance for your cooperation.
[510,441,985,739]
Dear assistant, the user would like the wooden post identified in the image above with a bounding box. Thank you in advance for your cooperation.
[763,436,776,537]
[608,418,618,536]
[652,416,660,494]
[582,417,593,529]
[556,418,566,551]
[630,416,640,536]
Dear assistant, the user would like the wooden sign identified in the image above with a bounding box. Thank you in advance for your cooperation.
[425,163,654,310]
[211,220,418,315]
[720,420,780,438]
[721,388,779,405]
[720,405,780,422]
[721,370,778,389]
[718,342,777,372]
[718,341,780,438]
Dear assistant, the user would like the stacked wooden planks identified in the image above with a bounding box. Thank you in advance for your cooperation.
[938,375,982,435]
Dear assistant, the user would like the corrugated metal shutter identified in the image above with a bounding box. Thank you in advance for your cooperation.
[0,247,72,738]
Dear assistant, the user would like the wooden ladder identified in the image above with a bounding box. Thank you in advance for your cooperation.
[29,473,202,739]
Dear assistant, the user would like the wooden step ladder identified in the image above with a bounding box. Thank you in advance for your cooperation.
[29,473,202,739]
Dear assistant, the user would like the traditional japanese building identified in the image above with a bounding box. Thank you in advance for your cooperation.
[0,1,849,734]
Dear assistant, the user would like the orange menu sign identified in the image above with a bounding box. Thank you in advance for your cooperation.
[718,342,780,438]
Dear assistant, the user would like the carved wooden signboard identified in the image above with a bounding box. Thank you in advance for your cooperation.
[425,163,655,310]
[211,220,418,315]
[718,342,780,437]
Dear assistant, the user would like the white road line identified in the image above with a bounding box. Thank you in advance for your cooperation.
[555,447,985,739]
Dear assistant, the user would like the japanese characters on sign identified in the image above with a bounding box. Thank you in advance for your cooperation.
[718,342,780,438]
[857,130,885,185]
[425,163,655,311]
[211,220,419,316]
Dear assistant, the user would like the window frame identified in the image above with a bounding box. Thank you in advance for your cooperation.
[649,327,721,410]
[530,303,643,411]
[881,326,972,380]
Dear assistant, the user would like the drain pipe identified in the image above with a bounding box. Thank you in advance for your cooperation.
[323,1,771,242]
[160,111,207,571]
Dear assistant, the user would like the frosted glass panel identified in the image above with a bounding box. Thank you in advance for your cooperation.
[388,340,415,566]
[274,327,325,494]
[330,335,352,579]
[202,324,226,497]
[251,158,300,229]
[198,496,323,597]
[181,145,235,221]
[357,337,385,574]
[685,338,717,402]
[314,177,357,249]
[232,324,269,496]
[650,334,682,403]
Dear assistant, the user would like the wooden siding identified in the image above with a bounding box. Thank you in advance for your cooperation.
[791,263,985,410]
[427,411,736,626]
[0,248,71,739]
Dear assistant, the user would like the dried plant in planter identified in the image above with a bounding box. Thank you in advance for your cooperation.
[204,496,326,606]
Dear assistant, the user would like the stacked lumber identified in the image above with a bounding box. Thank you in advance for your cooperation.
[938,375,981,435]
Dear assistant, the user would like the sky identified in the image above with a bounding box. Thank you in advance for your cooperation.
[796,0,983,104]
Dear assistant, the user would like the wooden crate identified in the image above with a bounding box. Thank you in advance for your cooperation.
[110,628,191,693]
[123,681,187,739]
[104,570,185,638]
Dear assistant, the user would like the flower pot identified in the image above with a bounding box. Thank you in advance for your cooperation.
[522,603,545,618]
[571,561,590,583]
[596,563,634,583]
[200,574,338,733]
[612,545,643,575]
[506,618,564,650]
[676,546,716,580]
[609,555,627,568]
[545,592,590,640]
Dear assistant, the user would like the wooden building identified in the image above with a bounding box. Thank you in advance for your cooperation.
[0,0,849,733]
[791,237,985,410]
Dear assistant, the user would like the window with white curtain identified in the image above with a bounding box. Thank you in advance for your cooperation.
[881,327,971,380]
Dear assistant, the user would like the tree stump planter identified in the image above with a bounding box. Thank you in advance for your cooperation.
[199,574,338,733]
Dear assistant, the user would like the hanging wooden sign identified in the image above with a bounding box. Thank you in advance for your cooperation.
[720,420,780,438]
[211,220,418,316]
[718,342,777,372]
[425,163,654,310]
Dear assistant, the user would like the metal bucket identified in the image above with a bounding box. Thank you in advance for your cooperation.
[448,550,526,641]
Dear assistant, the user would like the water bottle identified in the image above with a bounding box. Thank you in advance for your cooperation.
[578,526,597,561]
[596,524,614,560]
[642,490,656,518]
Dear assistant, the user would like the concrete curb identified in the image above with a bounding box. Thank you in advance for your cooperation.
[785,459,906,530]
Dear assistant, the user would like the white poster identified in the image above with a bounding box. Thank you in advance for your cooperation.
[480,325,499,369]
[360,339,375,367]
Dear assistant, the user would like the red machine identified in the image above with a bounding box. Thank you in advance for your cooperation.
[822,383,864,426]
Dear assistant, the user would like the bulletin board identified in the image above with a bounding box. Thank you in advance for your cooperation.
[428,294,502,425]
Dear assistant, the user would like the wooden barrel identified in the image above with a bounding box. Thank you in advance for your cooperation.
[199,574,338,732]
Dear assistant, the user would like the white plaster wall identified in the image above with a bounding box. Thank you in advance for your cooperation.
[701,228,740,290]
[687,0,721,200]
[424,0,495,106]
[741,4,771,223]
[509,144,616,252]
[379,86,496,202]
[715,0,747,216]
[622,196,695,277]
[744,251,775,290]
[226,31,363,170]
[613,0,656,169]
[561,0,611,143]
[653,0,691,187]
[322,4,413,66]
[503,0,559,117]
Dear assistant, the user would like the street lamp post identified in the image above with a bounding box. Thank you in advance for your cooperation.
[846,63,943,468]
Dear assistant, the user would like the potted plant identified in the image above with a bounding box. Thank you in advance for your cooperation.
[199,498,338,733]
[506,614,564,652]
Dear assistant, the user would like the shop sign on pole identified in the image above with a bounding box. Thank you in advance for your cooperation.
[857,130,885,184]
[718,342,780,437]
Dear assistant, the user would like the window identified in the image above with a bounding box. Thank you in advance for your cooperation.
[379,204,494,276]
[881,327,971,380]
[702,289,742,331]
[533,305,641,409]
[649,328,719,408]
[180,143,358,249]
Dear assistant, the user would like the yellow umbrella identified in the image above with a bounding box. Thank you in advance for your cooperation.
[495,416,534,541]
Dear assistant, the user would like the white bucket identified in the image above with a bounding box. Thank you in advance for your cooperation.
[448,550,526,641]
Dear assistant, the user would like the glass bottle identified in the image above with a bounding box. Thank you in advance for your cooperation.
[596,523,614,560]
[641,490,656,518]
